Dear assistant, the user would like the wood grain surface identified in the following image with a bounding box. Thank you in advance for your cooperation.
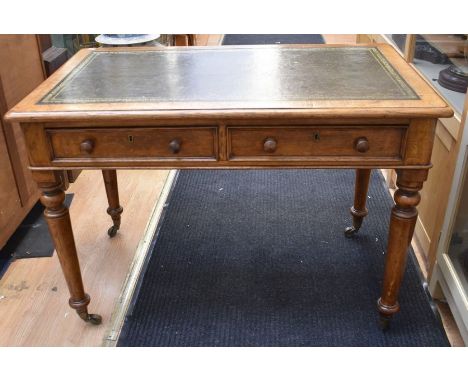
[5,44,453,122]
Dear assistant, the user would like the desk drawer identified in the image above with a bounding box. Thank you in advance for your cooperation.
[47,127,217,160]
[228,126,406,160]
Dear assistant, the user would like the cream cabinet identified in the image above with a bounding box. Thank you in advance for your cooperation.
[430,95,468,345]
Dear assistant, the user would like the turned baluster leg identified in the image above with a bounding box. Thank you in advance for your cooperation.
[39,181,102,324]
[345,168,372,237]
[102,170,123,238]
[377,169,427,330]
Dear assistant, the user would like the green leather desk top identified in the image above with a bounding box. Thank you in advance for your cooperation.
[39,47,419,105]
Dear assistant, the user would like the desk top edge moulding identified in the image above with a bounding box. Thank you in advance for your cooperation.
[2,43,455,332]
[5,44,453,123]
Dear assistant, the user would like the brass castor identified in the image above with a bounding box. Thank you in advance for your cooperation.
[107,225,119,238]
[79,312,103,325]
[344,226,359,237]
[378,314,391,331]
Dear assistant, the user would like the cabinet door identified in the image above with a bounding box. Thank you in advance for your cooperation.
[0,35,45,206]
[0,35,45,248]
[416,120,460,272]
[0,124,22,237]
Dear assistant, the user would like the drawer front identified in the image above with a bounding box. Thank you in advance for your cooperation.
[228,126,406,160]
[47,127,217,160]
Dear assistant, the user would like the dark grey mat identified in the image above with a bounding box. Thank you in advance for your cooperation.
[117,170,449,347]
[0,195,73,276]
[222,34,325,45]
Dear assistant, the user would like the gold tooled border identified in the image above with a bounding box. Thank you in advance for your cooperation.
[39,52,99,104]
[369,48,419,99]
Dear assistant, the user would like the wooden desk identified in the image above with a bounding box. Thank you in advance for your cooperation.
[5,44,453,329]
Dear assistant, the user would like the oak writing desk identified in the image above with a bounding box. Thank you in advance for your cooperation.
[5,44,453,329]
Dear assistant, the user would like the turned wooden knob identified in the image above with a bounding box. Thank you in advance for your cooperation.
[80,139,94,154]
[169,138,181,154]
[355,137,369,153]
[263,137,277,153]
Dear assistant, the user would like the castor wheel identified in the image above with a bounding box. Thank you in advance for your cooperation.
[107,225,119,238]
[344,226,359,237]
[378,314,391,331]
[79,312,103,325]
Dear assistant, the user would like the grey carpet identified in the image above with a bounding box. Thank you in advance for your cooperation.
[118,169,449,346]
[222,34,325,45]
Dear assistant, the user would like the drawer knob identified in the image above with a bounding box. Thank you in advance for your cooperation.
[263,137,277,153]
[80,139,94,154]
[169,138,181,154]
[355,137,369,153]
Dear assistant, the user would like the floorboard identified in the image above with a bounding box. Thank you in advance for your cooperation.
[0,170,169,346]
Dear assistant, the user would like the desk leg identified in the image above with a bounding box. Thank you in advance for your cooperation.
[39,179,102,325]
[102,170,123,238]
[345,169,371,237]
[377,169,426,330]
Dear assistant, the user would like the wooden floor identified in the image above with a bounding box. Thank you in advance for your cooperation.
[0,34,464,346]
[0,170,170,346]
[322,34,357,44]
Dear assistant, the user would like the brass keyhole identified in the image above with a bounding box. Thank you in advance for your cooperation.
[128,135,134,143]
[313,132,320,141]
